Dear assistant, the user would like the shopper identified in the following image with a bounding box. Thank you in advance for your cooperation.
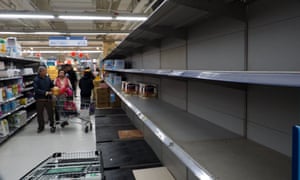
[65,64,77,97]
[33,66,55,133]
[79,69,94,109]
[53,70,72,125]
[54,70,72,95]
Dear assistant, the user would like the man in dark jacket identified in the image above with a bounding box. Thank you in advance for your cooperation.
[33,66,55,133]
[79,69,94,109]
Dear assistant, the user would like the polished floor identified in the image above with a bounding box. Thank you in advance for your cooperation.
[0,96,96,180]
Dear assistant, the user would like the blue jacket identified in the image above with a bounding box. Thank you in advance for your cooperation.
[33,75,54,99]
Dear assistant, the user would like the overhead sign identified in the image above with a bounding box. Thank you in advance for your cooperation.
[49,36,87,47]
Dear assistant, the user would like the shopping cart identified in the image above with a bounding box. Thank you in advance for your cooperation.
[54,95,93,133]
[20,151,104,179]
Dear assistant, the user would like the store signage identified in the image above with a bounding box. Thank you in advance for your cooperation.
[49,36,88,47]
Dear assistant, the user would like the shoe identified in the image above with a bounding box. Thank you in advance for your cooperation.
[37,128,44,133]
[50,126,56,133]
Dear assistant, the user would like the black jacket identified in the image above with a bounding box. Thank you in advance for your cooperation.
[33,75,54,99]
[79,74,94,97]
[66,69,77,85]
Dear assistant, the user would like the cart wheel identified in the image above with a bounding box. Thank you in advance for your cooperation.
[85,126,89,133]
[89,123,93,131]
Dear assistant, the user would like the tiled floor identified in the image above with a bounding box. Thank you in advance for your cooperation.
[0,96,96,180]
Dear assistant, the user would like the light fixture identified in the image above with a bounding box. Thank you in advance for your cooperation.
[58,15,112,20]
[26,50,103,53]
[115,16,147,21]
[0,32,63,35]
[0,32,130,35]
[0,14,54,19]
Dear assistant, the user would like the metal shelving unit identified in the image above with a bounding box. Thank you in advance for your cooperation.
[0,94,23,105]
[21,87,34,93]
[0,112,37,145]
[23,100,36,108]
[105,69,300,87]
[106,81,291,180]
[0,105,23,120]
[0,55,40,64]
[22,73,38,77]
[0,56,39,145]
[0,76,22,81]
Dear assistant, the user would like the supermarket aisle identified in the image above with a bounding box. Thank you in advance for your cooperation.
[0,96,96,179]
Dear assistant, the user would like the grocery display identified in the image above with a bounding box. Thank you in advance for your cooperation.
[0,56,39,144]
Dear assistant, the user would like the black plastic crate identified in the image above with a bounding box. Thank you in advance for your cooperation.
[97,140,161,169]
[96,125,137,142]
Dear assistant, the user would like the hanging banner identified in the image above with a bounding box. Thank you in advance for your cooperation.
[49,36,88,47]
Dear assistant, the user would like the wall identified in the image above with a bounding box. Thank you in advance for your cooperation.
[246,0,300,155]
[248,0,300,71]
[188,17,245,71]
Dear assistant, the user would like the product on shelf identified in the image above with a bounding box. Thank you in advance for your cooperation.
[47,66,58,80]
[104,59,114,69]
[139,83,158,98]
[19,98,27,105]
[124,82,139,95]
[0,62,4,70]
[10,110,27,128]
[23,68,33,75]
[6,87,13,99]
[0,119,9,136]
[6,37,22,57]
[113,59,125,69]
[0,38,6,55]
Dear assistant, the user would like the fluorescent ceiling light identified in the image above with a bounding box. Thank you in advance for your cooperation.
[58,15,112,20]
[116,16,147,21]
[0,14,54,19]
[26,50,103,53]
[0,32,63,35]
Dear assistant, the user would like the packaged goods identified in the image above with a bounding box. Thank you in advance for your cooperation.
[104,60,114,69]
[0,119,9,136]
[113,76,122,85]
[139,83,158,98]
[124,82,139,95]
[113,59,125,69]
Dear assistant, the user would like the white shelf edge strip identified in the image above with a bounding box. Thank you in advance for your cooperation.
[106,81,214,180]
[104,69,300,87]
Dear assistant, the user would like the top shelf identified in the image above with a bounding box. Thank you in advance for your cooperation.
[0,55,41,64]
[105,0,246,59]
[105,68,300,87]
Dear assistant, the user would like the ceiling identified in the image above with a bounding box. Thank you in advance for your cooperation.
[0,0,161,59]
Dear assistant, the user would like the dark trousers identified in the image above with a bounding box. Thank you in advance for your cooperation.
[36,99,54,129]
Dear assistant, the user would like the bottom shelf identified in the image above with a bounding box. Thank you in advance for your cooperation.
[180,139,290,180]
[106,82,291,179]
[0,111,37,145]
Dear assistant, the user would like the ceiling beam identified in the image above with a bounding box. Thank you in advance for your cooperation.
[0,29,132,34]
[139,25,187,40]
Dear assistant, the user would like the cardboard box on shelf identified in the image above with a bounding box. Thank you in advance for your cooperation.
[118,129,143,139]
